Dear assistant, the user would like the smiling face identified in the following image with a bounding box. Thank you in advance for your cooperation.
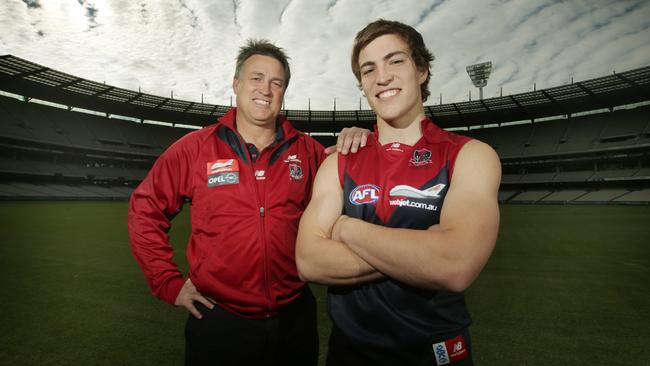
[358,34,428,127]
[233,54,286,128]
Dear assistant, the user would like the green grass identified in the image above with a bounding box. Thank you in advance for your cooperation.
[0,202,648,365]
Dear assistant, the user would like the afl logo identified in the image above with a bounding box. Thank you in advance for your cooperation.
[349,184,380,205]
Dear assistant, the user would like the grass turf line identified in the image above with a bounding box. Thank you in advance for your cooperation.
[0,202,648,365]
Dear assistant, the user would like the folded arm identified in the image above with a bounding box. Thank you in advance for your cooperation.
[296,153,383,285]
[336,140,501,292]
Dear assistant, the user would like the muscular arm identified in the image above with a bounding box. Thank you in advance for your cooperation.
[296,153,383,285]
[336,140,501,292]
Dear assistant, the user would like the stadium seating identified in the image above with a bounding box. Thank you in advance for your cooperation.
[0,95,192,156]
[574,189,630,202]
[462,106,649,159]
[613,188,650,202]
[509,190,552,203]
[1,78,648,203]
[540,190,589,203]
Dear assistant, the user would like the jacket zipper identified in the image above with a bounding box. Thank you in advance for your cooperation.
[250,144,273,318]
[255,139,295,317]
[226,123,294,318]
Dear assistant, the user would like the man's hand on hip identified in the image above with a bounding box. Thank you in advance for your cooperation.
[175,278,215,319]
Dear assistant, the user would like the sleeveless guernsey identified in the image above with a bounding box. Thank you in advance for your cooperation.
[329,118,472,349]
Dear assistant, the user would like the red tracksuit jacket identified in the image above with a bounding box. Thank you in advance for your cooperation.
[128,108,325,318]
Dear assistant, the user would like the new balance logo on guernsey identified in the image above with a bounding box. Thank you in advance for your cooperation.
[349,184,380,205]
[255,170,266,180]
[432,335,468,365]
[386,142,404,152]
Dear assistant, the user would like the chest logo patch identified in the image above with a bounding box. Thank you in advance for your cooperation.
[289,163,304,180]
[284,154,302,163]
[207,159,238,175]
[207,159,239,187]
[389,184,446,199]
[409,149,432,166]
[349,184,380,205]
[386,142,404,152]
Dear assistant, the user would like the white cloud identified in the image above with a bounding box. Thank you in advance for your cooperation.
[0,0,648,112]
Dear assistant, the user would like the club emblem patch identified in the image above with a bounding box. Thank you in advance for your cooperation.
[289,163,303,180]
[409,149,432,166]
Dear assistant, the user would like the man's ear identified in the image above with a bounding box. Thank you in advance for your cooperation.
[232,78,239,95]
[418,67,428,85]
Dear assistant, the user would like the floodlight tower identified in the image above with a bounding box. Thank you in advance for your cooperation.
[466,61,492,100]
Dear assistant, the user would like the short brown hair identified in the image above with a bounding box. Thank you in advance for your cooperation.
[235,39,291,88]
[351,19,434,101]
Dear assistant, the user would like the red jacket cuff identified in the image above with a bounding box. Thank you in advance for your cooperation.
[160,276,185,305]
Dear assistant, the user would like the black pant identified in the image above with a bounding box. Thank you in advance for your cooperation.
[185,288,318,366]
[326,325,473,366]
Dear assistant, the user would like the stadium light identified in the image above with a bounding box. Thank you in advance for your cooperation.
[466,61,492,100]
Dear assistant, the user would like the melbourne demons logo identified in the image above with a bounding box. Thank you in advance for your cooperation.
[409,149,432,166]
[289,163,303,180]
[349,184,380,205]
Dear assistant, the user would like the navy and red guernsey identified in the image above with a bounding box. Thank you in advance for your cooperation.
[329,118,473,349]
[128,108,325,319]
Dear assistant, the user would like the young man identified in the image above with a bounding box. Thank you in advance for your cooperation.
[128,39,366,365]
[296,20,501,365]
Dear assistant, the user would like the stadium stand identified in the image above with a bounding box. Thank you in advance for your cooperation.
[574,189,631,203]
[613,188,650,202]
[540,190,589,204]
[509,190,552,203]
[0,55,648,203]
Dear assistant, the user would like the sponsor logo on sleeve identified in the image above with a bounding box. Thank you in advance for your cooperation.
[349,184,380,205]
[409,148,432,166]
[207,159,239,187]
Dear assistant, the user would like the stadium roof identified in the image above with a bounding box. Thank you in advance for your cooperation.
[1,54,649,131]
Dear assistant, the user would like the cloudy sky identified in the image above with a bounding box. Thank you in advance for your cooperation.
[1,0,649,110]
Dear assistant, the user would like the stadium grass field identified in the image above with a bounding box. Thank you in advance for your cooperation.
[0,202,648,365]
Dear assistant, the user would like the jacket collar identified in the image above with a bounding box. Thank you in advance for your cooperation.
[218,107,298,143]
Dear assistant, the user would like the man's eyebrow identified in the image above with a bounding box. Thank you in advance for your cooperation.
[360,60,375,70]
[270,76,285,84]
[384,50,408,60]
[360,50,409,69]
